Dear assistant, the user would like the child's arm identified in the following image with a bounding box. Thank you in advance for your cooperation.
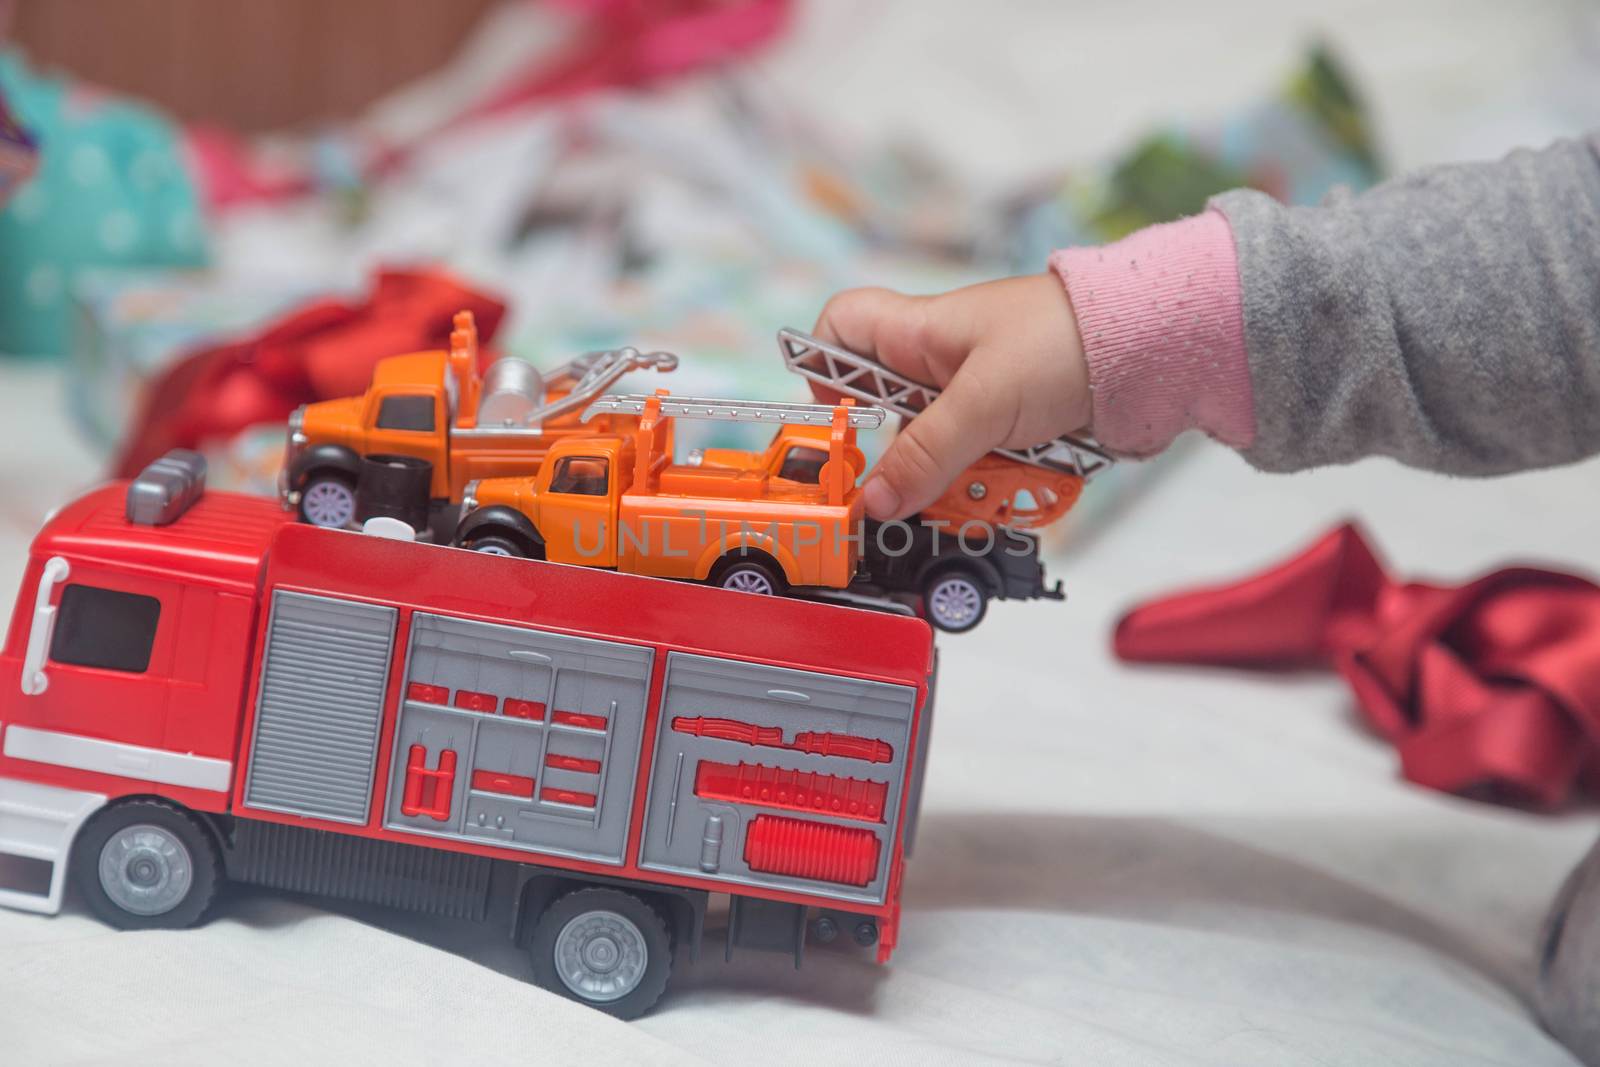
[1212,132,1600,475]
[816,132,1600,520]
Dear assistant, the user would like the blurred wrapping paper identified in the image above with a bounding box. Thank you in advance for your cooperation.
[0,50,209,359]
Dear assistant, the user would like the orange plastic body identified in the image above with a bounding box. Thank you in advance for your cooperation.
[707,425,1085,532]
[920,455,1085,531]
[468,393,866,588]
[296,311,637,501]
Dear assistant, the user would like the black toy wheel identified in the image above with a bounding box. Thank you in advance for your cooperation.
[298,472,358,528]
[528,887,674,1018]
[921,566,989,633]
[72,800,222,930]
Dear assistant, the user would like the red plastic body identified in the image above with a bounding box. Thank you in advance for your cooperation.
[0,483,933,957]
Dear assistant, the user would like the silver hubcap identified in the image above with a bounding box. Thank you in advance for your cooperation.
[98,824,193,916]
[554,909,649,1002]
[928,575,983,629]
[302,480,356,528]
[473,542,513,556]
[722,567,775,595]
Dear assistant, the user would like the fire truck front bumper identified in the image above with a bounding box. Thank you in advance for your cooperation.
[0,776,106,915]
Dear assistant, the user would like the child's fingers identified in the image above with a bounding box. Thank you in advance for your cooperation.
[861,357,1012,521]
[809,287,974,397]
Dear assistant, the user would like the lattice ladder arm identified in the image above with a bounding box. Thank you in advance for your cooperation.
[776,328,1114,480]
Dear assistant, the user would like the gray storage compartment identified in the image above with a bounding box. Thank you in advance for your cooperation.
[383,612,652,865]
[639,652,918,906]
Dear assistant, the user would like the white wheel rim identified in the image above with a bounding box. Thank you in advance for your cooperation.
[98,824,193,916]
[723,567,775,595]
[929,575,983,629]
[554,909,649,1002]
[302,480,356,528]
[474,542,513,556]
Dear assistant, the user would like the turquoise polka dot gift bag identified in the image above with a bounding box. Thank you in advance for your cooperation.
[0,51,209,358]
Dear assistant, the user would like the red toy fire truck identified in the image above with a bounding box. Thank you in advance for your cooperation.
[0,452,935,1018]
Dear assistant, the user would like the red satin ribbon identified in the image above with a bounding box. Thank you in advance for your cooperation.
[113,268,505,478]
[1114,523,1600,808]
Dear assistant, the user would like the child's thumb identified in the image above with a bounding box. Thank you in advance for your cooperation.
[861,365,1008,521]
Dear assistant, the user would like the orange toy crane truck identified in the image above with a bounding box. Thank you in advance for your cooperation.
[280,311,677,529]
[454,392,887,595]
[767,328,1117,633]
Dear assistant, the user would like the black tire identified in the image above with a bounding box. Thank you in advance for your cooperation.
[72,799,222,930]
[298,471,358,529]
[710,554,787,596]
[921,565,989,633]
[528,887,674,1019]
[465,533,532,558]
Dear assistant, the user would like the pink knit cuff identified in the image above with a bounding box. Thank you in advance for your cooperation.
[1049,208,1253,456]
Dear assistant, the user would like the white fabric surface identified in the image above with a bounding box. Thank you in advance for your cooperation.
[7,2,1600,1062]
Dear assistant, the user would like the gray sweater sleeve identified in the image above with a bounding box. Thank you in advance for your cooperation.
[1210,132,1600,475]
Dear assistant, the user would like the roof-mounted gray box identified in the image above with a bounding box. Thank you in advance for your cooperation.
[126,449,207,526]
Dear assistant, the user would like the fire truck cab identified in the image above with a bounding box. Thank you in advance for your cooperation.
[0,452,935,1018]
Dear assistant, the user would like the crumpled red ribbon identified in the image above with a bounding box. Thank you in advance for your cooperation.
[114,268,505,478]
[1114,523,1600,808]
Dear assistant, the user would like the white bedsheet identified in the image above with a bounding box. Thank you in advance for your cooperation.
[6,1,1600,1061]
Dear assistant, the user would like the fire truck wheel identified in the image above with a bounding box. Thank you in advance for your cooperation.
[299,472,358,529]
[711,556,786,596]
[529,887,673,1018]
[922,566,989,633]
[466,533,530,558]
[72,800,222,930]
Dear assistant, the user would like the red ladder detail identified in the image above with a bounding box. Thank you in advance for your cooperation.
[401,746,457,821]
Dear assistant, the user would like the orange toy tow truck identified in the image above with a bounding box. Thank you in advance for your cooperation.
[280,311,676,529]
[454,392,886,595]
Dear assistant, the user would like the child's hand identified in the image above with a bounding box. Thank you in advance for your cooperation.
[811,273,1089,521]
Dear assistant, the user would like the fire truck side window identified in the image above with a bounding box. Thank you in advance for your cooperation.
[377,394,436,432]
[50,584,161,673]
[777,446,826,484]
[549,455,609,496]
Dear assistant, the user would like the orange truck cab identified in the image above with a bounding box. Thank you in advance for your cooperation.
[455,392,885,594]
[280,310,676,529]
